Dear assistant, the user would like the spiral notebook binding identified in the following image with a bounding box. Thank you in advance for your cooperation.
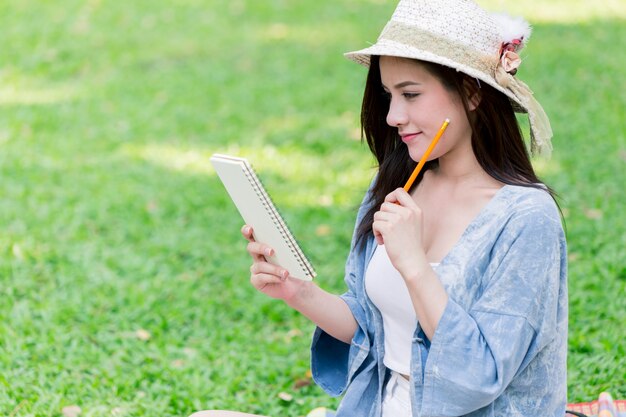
[242,167,300,260]
[244,165,312,275]
[255,192,309,271]
[241,162,315,277]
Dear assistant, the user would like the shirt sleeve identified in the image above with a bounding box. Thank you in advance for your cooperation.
[310,245,371,396]
[311,185,376,397]
[417,204,566,416]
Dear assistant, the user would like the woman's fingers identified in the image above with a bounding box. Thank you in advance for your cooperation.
[246,240,277,263]
[374,208,398,221]
[383,188,416,207]
[247,241,275,257]
[242,224,289,275]
[383,189,400,204]
[242,226,276,262]
[250,262,290,290]
[373,188,421,246]
[250,272,286,288]
[373,201,399,246]
[372,228,384,245]
[250,262,289,279]
[241,224,293,297]
[241,225,255,241]
[394,189,416,207]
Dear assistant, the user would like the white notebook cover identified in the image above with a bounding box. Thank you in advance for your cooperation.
[210,154,316,281]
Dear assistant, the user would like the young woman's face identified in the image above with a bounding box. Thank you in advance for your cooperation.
[379,56,473,163]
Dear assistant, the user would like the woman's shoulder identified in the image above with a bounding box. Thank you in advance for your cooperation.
[502,184,558,215]
[495,184,563,233]
[482,185,566,269]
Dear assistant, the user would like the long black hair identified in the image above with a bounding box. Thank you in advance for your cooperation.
[355,55,556,247]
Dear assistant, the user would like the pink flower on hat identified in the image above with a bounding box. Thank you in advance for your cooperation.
[493,13,531,76]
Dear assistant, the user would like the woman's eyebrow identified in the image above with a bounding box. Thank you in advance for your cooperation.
[381,80,422,90]
[394,81,421,88]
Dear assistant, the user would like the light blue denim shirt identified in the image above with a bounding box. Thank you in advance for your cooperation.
[311,184,568,417]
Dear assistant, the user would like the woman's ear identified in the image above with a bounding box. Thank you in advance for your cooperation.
[463,77,482,111]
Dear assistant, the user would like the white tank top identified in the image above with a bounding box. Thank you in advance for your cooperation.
[364,244,438,375]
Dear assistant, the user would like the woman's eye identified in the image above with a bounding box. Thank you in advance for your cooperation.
[403,92,420,99]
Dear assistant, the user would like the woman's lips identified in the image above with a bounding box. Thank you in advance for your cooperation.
[400,132,421,143]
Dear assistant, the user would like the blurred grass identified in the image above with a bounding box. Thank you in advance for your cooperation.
[0,0,624,416]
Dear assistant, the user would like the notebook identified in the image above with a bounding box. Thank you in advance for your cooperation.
[210,154,316,281]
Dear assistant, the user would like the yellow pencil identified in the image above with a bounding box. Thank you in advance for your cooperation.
[402,118,450,192]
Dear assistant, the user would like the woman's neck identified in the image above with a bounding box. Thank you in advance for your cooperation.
[432,142,488,185]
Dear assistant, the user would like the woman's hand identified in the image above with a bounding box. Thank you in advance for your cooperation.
[242,226,359,344]
[372,188,428,278]
[241,225,307,302]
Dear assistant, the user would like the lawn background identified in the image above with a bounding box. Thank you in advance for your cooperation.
[0,0,624,416]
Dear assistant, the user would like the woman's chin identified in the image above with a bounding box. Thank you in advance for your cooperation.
[408,148,427,162]
[409,148,441,165]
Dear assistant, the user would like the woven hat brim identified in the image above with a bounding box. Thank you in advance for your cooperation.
[344,41,527,114]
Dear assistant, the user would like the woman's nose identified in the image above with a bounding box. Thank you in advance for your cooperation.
[386,99,408,127]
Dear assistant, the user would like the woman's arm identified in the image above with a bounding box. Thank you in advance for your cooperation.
[403,266,448,340]
[372,188,449,339]
[242,225,358,344]
[285,280,357,344]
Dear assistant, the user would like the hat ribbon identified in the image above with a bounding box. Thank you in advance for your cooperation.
[495,66,553,156]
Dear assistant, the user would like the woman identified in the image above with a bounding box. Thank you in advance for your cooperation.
[193,0,567,415]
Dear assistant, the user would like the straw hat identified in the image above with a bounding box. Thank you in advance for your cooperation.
[345,0,552,156]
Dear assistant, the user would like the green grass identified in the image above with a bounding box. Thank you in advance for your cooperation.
[0,1,624,416]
